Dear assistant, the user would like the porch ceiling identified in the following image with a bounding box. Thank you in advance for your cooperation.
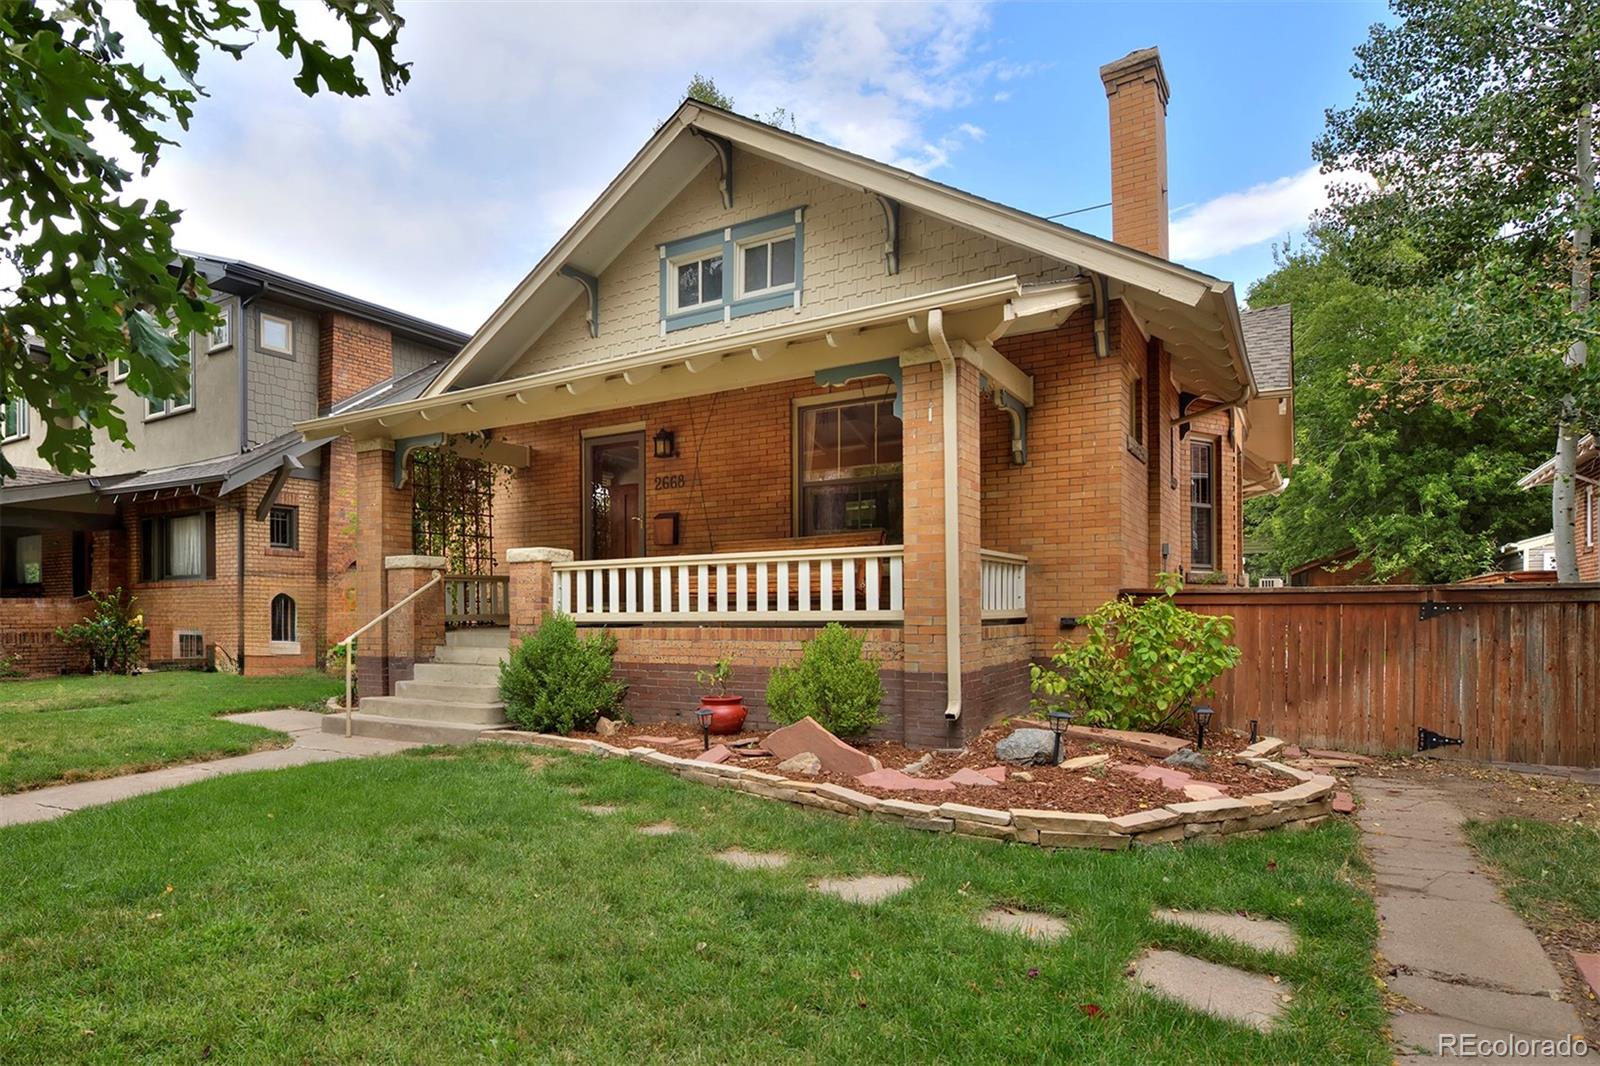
[295,277,1046,443]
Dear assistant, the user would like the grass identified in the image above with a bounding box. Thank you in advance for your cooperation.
[0,744,1390,1063]
[0,671,341,793]
[1466,818,1600,931]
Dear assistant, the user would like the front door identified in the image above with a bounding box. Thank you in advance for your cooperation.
[584,433,645,560]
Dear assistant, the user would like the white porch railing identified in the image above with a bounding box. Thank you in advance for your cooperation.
[444,574,510,627]
[552,545,904,625]
[980,549,1028,621]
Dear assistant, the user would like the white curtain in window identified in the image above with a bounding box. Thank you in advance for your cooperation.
[168,513,205,577]
[16,534,42,583]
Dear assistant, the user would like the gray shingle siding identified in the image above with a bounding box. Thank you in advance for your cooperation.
[392,336,451,378]
[246,301,319,448]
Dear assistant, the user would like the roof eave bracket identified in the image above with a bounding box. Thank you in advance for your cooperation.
[1091,273,1109,358]
[873,193,901,275]
[692,129,735,209]
[980,375,1029,465]
[394,432,446,489]
[558,264,601,338]
[814,357,903,417]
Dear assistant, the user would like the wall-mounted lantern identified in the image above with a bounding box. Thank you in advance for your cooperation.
[652,428,677,459]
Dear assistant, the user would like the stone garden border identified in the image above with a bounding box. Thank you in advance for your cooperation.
[480,731,1335,849]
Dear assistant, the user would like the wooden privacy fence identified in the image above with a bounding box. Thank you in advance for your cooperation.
[1133,584,1600,768]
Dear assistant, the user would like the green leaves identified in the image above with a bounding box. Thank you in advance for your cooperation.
[0,1,408,478]
[765,623,885,737]
[1030,576,1241,732]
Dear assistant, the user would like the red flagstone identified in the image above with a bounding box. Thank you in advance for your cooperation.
[1115,763,1192,791]
[946,767,1003,787]
[634,735,677,745]
[763,716,881,777]
[1306,748,1372,763]
[732,748,773,758]
[976,765,1007,782]
[856,768,954,792]
[1572,952,1600,999]
[695,744,733,764]
[1331,791,1356,814]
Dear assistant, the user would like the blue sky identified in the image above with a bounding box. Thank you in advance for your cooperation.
[121,1,1389,332]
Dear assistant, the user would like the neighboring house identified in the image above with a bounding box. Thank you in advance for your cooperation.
[297,47,1296,748]
[1519,436,1599,581]
[0,255,466,675]
[1497,531,1558,573]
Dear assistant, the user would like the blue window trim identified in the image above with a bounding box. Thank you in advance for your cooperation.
[659,207,805,333]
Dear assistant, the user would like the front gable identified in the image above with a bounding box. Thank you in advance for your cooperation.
[505,149,1079,380]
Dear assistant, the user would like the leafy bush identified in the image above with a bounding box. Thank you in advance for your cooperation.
[498,615,624,735]
[56,588,144,675]
[0,650,23,680]
[765,623,884,737]
[1030,573,1240,733]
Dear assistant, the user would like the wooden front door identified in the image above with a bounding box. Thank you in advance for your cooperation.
[584,434,645,560]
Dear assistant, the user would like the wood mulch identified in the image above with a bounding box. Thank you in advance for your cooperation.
[573,718,1285,817]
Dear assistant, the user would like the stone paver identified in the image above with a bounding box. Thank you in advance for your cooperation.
[713,848,790,870]
[1131,949,1288,1032]
[812,874,914,904]
[636,822,678,836]
[1574,952,1600,1000]
[978,906,1069,941]
[1153,910,1296,956]
[1354,778,1588,1058]
[0,710,414,827]
[579,804,619,816]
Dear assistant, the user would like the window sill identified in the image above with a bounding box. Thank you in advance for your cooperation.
[1125,435,1148,463]
[663,289,800,333]
[136,576,212,588]
[267,641,302,656]
[207,342,233,355]
[265,546,302,557]
[258,347,294,359]
[145,406,195,424]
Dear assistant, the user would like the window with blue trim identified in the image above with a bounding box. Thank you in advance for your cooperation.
[659,207,805,332]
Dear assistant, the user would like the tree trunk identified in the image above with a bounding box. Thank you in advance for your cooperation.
[1554,101,1593,582]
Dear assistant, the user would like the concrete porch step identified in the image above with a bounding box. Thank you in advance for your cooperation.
[396,679,501,704]
[433,645,509,666]
[358,695,507,725]
[412,661,503,685]
[321,712,495,746]
[446,626,512,649]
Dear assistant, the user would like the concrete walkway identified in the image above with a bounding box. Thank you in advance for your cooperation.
[1354,777,1590,1061]
[0,710,416,828]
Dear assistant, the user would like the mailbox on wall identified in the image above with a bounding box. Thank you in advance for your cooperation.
[653,512,680,547]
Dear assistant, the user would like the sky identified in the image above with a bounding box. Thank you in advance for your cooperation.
[117,0,1390,334]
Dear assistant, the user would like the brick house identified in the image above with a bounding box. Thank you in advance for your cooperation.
[1519,435,1600,581]
[298,47,1295,748]
[0,256,465,675]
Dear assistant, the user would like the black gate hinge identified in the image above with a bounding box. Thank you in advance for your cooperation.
[1418,727,1464,752]
[1419,602,1464,621]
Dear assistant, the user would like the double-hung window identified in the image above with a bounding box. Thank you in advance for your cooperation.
[141,512,211,581]
[737,231,796,298]
[670,250,723,314]
[1189,439,1218,570]
[146,360,194,419]
[2,397,27,442]
[797,397,903,540]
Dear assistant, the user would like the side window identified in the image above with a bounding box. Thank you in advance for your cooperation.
[268,506,298,550]
[271,593,297,643]
[796,398,902,540]
[1189,439,1217,570]
[259,312,293,356]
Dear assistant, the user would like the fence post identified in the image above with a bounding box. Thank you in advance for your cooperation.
[507,548,575,642]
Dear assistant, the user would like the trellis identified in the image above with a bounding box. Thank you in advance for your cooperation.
[409,446,497,576]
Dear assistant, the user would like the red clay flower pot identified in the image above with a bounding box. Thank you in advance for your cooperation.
[700,695,747,735]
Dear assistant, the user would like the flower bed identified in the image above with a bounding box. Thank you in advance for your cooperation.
[482,721,1338,849]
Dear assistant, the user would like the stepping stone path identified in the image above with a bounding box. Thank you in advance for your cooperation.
[713,848,790,870]
[1132,949,1288,1032]
[978,907,1069,941]
[579,804,618,815]
[1153,910,1296,955]
[811,874,915,904]
[636,822,678,836]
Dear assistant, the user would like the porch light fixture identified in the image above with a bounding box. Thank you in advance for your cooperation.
[1046,708,1075,765]
[1193,706,1215,751]
[695,707,713,751]
[653,428,677,459]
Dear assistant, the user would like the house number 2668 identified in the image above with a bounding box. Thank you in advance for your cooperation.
[653,473,686,490]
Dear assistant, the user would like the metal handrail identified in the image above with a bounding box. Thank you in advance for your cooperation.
[337,569,442,736]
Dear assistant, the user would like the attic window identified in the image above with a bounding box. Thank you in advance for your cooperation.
[658,207,805,333]
[737,231,796,298]
[670,250,723,313]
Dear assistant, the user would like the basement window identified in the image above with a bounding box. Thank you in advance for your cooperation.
[175,631,205,660]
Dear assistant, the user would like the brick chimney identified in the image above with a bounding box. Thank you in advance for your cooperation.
[1099,47,1170,259]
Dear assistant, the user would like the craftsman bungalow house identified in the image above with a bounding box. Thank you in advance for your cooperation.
[298,48,1294,748]
[0,257,465,675]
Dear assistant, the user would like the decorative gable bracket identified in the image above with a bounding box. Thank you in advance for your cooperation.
[691,129,735,209]
[873,194,901,275]
[558,265,600,338]
[813,357,903,417]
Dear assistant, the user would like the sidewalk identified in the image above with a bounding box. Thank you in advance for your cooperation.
[1355,777,1591,1061]
[0,710,416,828]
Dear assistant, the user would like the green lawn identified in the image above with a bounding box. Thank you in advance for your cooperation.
[0,671,340,793]
[0,745,1389,1063]
[1466,818,1600,932]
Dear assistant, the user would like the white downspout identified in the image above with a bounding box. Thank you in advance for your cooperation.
[927,308,963,722]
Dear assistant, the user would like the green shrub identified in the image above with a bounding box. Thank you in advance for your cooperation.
[498,615,624,735]
[56,588,144,675]
[765,623,884,737]
[1030,573,1241,733]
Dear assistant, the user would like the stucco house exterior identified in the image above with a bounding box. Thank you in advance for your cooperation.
[296,47,1295,749]
[0,256,465,675]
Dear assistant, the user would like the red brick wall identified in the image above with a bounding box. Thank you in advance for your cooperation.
[318,312,393,408]
[1101,51,1170,259]
[0,595,89,674]
[241,476,324,674]
[1578,459,1599,582]
[321,436,360,652]
[1180,407,1244,584]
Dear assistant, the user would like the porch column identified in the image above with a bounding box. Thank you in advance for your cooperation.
[506,547,574,642]
[897,351,986,747]
[385,555,446,687]
[354,438,414,696]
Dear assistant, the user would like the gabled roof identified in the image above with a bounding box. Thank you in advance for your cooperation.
[1240,304,1292,393]
[1519,435,1599,489]
[425,99,1254,403]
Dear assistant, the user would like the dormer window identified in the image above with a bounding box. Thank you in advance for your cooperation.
[659,207,805,333]
[738,231,797,299]
[670,250,723,314]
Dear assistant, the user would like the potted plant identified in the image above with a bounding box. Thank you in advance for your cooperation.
[695,657,746,734]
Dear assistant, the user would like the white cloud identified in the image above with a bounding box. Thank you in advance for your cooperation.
[104,1,1018,332]
[1169,165,1372,263]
